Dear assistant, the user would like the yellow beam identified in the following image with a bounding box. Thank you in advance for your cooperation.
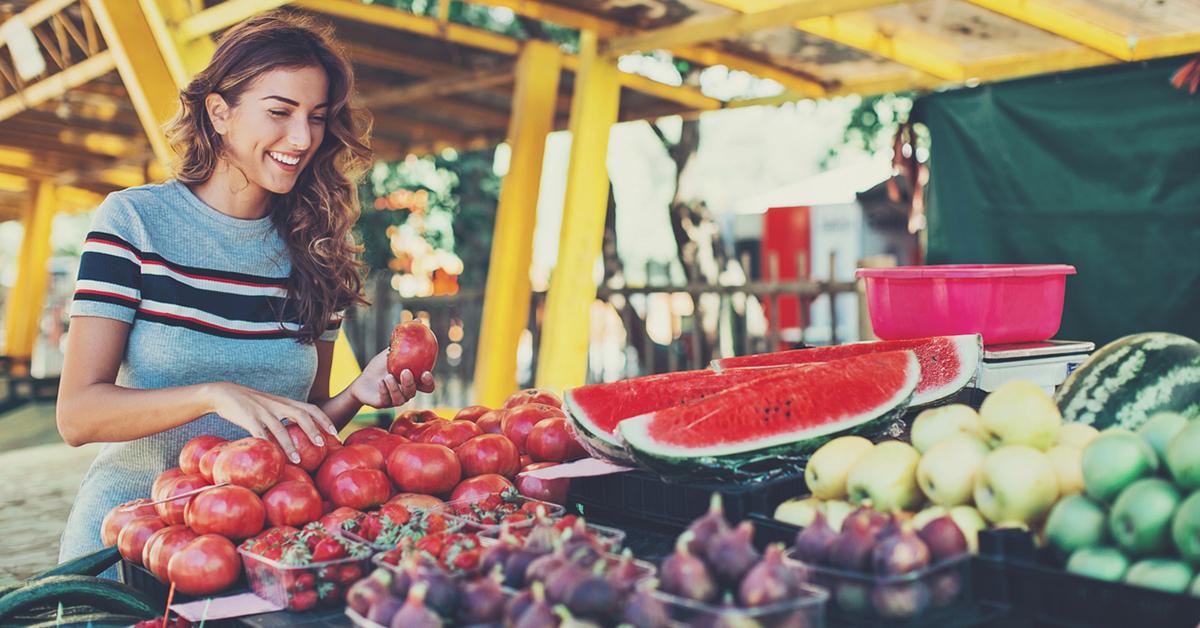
[0,52,116,123]
[1129,32,1200,60]
[795,12,964,81]
[534,30,620,392]
[178,0,295,39]
[363,68,516,109]
[134,0,216,86]
[474,40,562,406]
[604,0,904,56]
[964,0,1131,61]
[3,180,56,362]
[298,0,521,55]
[87,0,182,163]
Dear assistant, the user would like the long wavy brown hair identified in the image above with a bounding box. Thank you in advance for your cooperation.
[164,11,371,343]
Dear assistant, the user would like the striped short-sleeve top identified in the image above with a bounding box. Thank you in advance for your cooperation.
[59,180,340,565]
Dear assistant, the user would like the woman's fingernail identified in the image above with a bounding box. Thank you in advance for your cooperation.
[290,453,301,463]
[315,436,325,446]
[327,426,339,436]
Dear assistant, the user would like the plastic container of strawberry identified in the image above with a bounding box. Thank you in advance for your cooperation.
[237,529,374,612]
[433,492,565,533]
[477,514,627,553]
[337,506,463,552]
[372,529,488,577]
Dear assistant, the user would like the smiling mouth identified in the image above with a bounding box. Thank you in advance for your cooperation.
[269,151,301,167]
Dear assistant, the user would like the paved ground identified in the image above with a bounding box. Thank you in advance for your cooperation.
[0,402,100,585]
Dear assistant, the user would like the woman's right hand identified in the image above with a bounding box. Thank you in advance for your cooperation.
[206,382,338,463]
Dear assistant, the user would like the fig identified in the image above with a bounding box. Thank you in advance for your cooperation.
[389,557,419,599]
[623,583,672,628]
[565,562,620,622]
[826,523,876,572]
[412,570,460,618]
[871,523,930,576]
[523,519,560,554]
[460,568,507,624]
[793,510,838,565]
[524,552,567,586]
[918,515,969,562]
[705,521,761,589]
[366,593,403,625]
[513,582,557,628]
[606,549,644,593]
[545,559,591,603]
[661,532,718,603]
[503,548,543,588]
[391,583,442,628]
[555,605,603,628]
[844,502,889,538]
[478,537,515,576]
[686,493,731,555]
[738,543,800,608]
[347,568,392,615]
[870,582,931,619]
[504,588,534,626]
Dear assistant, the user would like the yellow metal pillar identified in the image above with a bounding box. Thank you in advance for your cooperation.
[3,180,57,366]
[534,31,620,393]
[473,40,563,406]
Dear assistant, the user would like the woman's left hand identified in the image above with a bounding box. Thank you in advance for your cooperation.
[350,349,436,409]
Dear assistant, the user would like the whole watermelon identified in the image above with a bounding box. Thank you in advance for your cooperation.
[1057,332,1200,431]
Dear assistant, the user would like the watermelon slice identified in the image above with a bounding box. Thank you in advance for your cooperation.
[565,366,794,463]
[711,334,981,406]
[619,350,920,479]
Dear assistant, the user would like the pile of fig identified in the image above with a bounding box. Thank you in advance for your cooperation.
[792,501,970,618]
[346,560,509,626]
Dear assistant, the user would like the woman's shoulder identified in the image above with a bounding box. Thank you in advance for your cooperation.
[91,181,189,244]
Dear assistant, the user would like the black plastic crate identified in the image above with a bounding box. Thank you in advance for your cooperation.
[976,528,1200,628]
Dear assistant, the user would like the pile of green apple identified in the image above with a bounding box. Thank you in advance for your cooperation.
[778,380,1095,550]
[1045,410,1200,595]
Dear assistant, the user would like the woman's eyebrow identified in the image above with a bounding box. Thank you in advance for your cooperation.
[262,95,329,108]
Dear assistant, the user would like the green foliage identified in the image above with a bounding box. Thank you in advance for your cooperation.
[824,91,917,166]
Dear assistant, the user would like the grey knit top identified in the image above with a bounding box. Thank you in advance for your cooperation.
[59,180,340,566]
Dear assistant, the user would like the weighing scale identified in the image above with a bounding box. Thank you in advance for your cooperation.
[961,339,1095,407]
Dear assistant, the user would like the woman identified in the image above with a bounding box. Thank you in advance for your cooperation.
[55,12,430,568]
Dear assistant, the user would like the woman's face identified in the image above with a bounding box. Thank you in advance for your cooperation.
[213,66,330,195]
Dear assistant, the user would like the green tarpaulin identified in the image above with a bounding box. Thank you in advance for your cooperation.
[917,57,1200,346]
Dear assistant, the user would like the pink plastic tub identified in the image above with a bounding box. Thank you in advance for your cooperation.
[855,264,1076,344]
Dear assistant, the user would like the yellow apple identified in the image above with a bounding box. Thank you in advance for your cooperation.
[1046,445,1085,496]
[948,505,987,553]
[974,445,1060,525]
[979,380,1062,450]
[917,433,990,506]
[1057,423,1100,450]
[846,440,923,512]
[913,505,948,529]
[911,404,986,453]
[774,496,821,528]
[822,499,855,532]
[804,436,874,500]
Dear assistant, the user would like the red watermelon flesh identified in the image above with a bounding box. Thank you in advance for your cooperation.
[711,334,981,406]
[620,350,919,460]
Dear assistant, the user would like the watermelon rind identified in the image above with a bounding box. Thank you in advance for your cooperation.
[1056,332,1200,431]
[565,403,637,464]
[711,334,980,408]
[619,351,920,480]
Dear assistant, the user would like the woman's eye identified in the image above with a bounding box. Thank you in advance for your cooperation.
[310,116,326,124]
[269,110,288,117]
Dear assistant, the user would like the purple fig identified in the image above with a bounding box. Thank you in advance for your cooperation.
[478,539,515,577]
[564,565,620,623]
[503,548,543,588]
[504,588,534,625]
[623,582,672,628]
[844,502,889,538]
[738,543,800,608]
[705,521,761,590]
[827,523,876,572]
[524,551,567,586]
[366,593,403,625]
[918,515,969,562]
[793,510,838,565]
[347,568,392,615]
[513,582,557,628]
[661,531,718,603]
[411,570,460,618]
[390,583,442,628]
[871,523,930,576]
[685,493,731,554]
[606,549,644,594]
[524,519,560,554]
[459,567,507,624]
[870,582,931,619]
[545,559,591,604]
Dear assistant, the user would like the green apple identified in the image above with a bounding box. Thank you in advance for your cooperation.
[846,440,923,512]
[979,380,1062,450]
[774,496,822,528]
[1046,445,1084,496]
[1138,411,1189,461]
[1189,573,1200,597]
[1166,421,1200,491]
[1066,546,1129,582]
[1171,491,1200,564]
[1124,559,1194,594]
[973,445,1059,526]
[822,499,855,533]
[805,435,874,500]
[917,433,989,506]
[1043,494,1108,558]
[1108,478,1181,557]
[1081,429,1158,503]
[948,505,987,553]
[911,404,985,453]
[1057,423,1100,449]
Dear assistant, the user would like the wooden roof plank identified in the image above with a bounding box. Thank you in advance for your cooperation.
[964,0,1133,61]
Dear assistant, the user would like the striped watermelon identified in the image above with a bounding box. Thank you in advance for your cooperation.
[1057,332,1200,430]
[619,351,920,479]
[711,334,981,406]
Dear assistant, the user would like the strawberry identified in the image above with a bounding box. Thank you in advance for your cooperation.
[288,590,317,612]
[338,563,363,585]
[311,538,347,562]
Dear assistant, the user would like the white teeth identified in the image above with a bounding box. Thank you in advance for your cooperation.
[269,151,300,166]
